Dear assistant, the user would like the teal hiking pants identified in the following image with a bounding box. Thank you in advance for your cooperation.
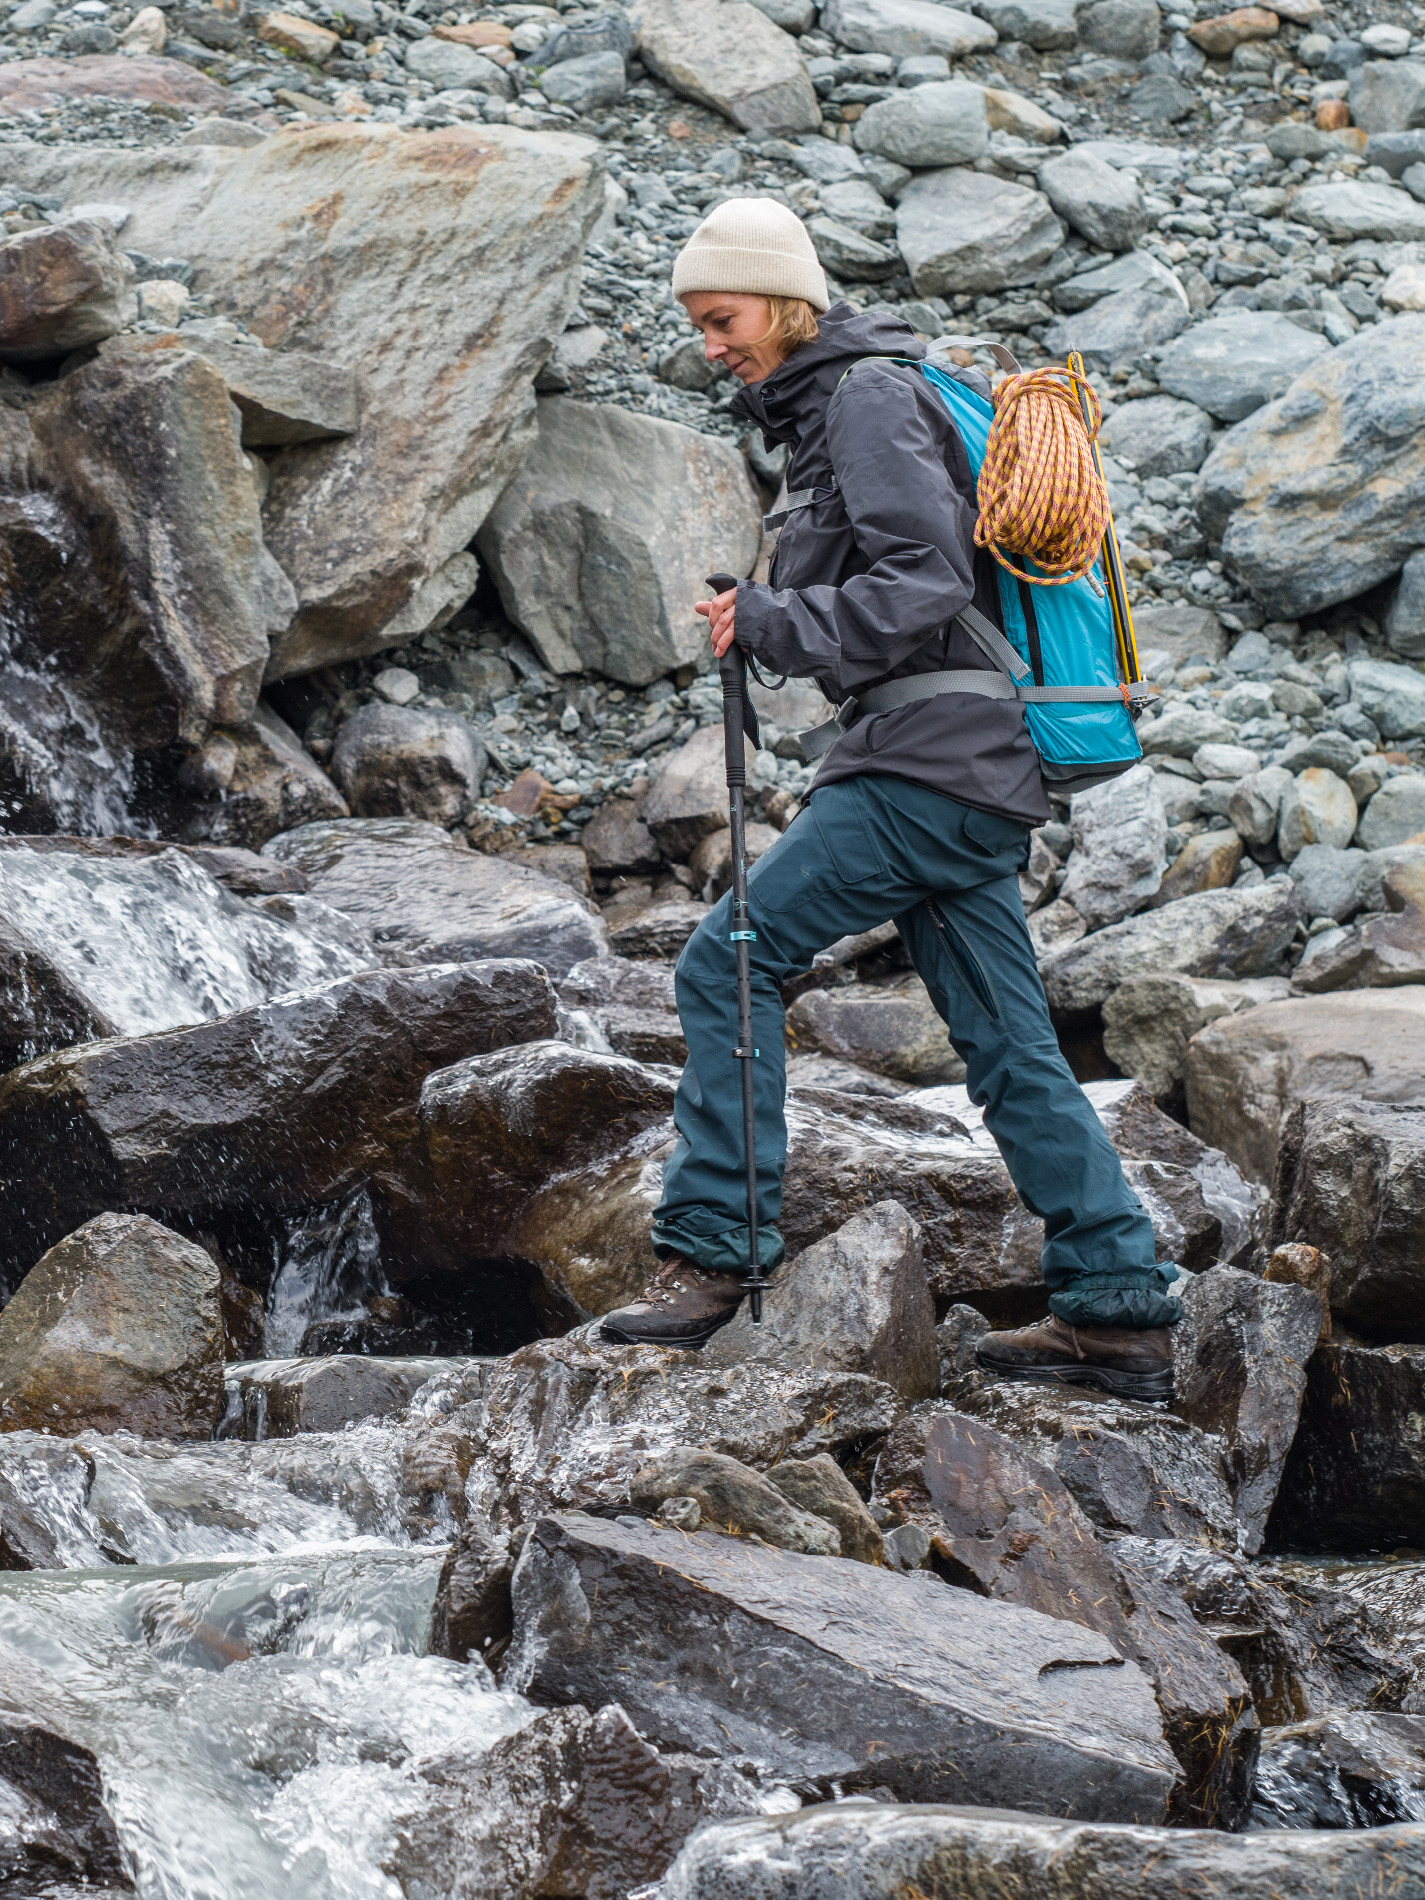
[652,772,1181,1331]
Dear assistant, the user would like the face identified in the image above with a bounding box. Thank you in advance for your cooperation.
[681,291,783,385]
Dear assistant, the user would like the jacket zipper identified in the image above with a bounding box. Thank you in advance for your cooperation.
[925,899,1001,1021]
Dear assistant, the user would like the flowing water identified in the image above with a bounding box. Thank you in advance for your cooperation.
[263,1189,395,1360]
[0,1404,538,1899]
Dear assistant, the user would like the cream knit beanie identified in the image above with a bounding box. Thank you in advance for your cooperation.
[671,197,830,313]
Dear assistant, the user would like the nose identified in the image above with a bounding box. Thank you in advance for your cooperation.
[704,333,727,362]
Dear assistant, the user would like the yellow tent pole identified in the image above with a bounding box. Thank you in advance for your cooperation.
[1067,349,1142,690]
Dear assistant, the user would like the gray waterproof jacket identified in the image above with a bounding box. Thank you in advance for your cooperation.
[733,302,1050,828]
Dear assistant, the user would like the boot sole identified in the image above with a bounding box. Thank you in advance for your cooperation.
[975,1347,1173,1404]
[599,1319,726,1350]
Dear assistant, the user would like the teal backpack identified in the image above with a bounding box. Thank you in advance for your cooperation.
[796,354,1149,795]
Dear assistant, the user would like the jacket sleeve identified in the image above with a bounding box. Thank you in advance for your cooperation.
[734,362,978,689]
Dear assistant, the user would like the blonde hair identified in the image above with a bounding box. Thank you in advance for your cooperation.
[758,295,820,362]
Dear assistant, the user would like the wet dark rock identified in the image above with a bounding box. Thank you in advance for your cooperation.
[332,704,486,829]
[765,1453,884,1564]
[871,1406,1255,1825]
[429,1516,515,1665]
[1172,1266,1321,1555]
[556,955,685,1064]
[385,1701,760,1900]
[0,1716,132,1893]
[221,1355,482,1439]
[176,703,350,853]
[507,1513,1177,1819]
[580,796,664,876]
[466,1329,904,1526]
[263,818,609,976]
[1250,1712,1425,1828]
[1267,1337,1425,1552]
[0,217,135,360]
[0,960,557,1290]
[785,978,968,1086]
[703,1202,939,1401]
[0,1213,222,1440]
[0,1439,95,1569]
[1269,1097,1425,1345]
[628,1447,841,1555]
[654,1801,1425,1900]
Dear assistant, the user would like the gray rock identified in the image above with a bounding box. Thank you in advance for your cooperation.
[970,0,1077,47]
[635,0,821,132]
[224,1353,480,1438]
[1228,766,1294,848]
[1292,178,1425,242]
[1349,656,1425,741]
[1079,0,1161,59]
[430,1513,513,1663]
[784,976,967,1084]
[507,1513,1177,1816]
[0,216,135,360]
[478,398,761,686]
[1130,602,1226,663]
[1128,70,1196,120]
[1356,772,1425,849]
[536,9,635,62]
[639,725,730,860]
[1157,312,1330,423]
[1358,843,1425,909]
[1173,1264,1320,1553]
[1099,393,1213,476]
[1366,128,1425,177]
[703,1200,939,1400]
[1102,973,1289,1104]
[0,1212,222,1439]
[1184,986,1425,1182]
[1269,1096,1425,1345]
[748,0,818,27]
[107,334,359,448]
[896,167,1064,296]
[539,48,627,107]
[332,703,485,829]
[1040,881,1301,1020]
[0,1714,131,1894]
[765,1453,885,1562]
[1347,56,1425,133]
[1042,272,1189,366]
[558,955,684,1063]
[1385,548,1425,657]
[629,1447,841,1553]
[580,797,664,874]
[652,1802,1425,1900]
[1037,148,1146,251]
[1139,704,1237,756]
[1197,317,1425,619]
[0,840,372,1072]
[404,36,513,90]
[264,818,609,975]
[853,79,989,167]
[1060,761,1166,926]
[1251,1713,1425,1830]
[1277,768,1357,861]
[820,0,998,57]
[1288,842,1365,922]
[805,213,900,280]
[818,177,897,240]
[1052,248,1176,314]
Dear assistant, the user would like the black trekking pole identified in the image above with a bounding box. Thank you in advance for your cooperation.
[707,574,769,1325]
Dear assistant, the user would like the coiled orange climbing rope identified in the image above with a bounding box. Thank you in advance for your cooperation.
[974,366,1111,588]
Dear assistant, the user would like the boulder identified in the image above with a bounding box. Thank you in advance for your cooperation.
[817,177,898,239]
[1184,986,1425,1182]
[466,1329,904,1524]
[405,36,513,90]
[970,0,1076,47]
[1251,1713,1425,1829]
[0,216,135,360]
[1139,704,1237,756]
[1287,842,1365,923]
[819,0,998,56]
[703,1201,939,1400]
[0,51,229,109]
[1079,0,1161,57]
[690,820,780,902]
[1172,1265,1320,1553]
[784,977,967,1084]
[221,1353,475,1438]
[1291,862,1425,992]
[628,1447,841,1553]
[0,959,557,1288]
[639,726,731,859]
[105,331,359,447]
[579,796,663,874]
[1039,881,1301,1022]
[806,214,900,281]
[1348,657,1425,741]
[180,701,349,853]
[1129,601,1226,663]
[853,80,989,167]
[0,125,603,678]
[1386,547,1425,657]
[609,894,710,959]
[1059,762,1166,927]
[1102,972,1289,1105]
[1268,1336,1425,1550]
[1185,3,1276,54]
[1276,767,1357,860]
[896,167,1064,296]
[1228,765,1294,848]
[1348,57,1425,132]
[262,817,609,974]
[1197,318,1425,619]
[1360,774,1425,847]
[478,399,761,686]
[506,1513,1178,1817]
[1099,393,1213,476]
[0,1715,133,1895]
[635,0,820,132]
[1292,179,1425,241]
[653,1802,1425,1900]
[1156,311,1330,423]
[1037,149,1146,251]
[557,955,685,1063]
[1052,248,1177,314]
[430,1515,514,1663]
[0,1212,222,1439]
[1147,829,1242,907]
[1268,1096,1425,1343]
[765,1453,885,1562]
[331,703,485,828]
[0,840,372,1072]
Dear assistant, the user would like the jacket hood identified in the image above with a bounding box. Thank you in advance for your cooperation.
[731,301,925,446]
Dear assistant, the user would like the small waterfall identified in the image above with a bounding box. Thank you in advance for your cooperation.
[263,1189,394,1360]
[0,661,141,838]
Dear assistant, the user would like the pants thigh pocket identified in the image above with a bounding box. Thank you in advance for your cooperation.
[927,898,1001,1020]
[752,782,883,911]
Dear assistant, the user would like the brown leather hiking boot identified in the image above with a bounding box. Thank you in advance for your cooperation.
[599,1256,747,1349]
[975,1313,1174,1402]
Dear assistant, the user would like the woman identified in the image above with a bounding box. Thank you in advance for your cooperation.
[600,199,1179,1401]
